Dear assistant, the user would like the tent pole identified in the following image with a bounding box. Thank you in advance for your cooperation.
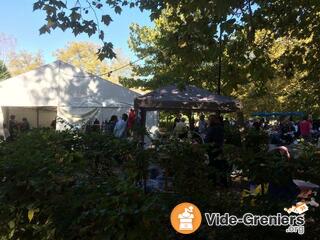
[139,108,147,194]
[5,107,9,126]
[236,110,245,128]
[217,23,222,95]
[36,108,40,128]
[140,109,146,145]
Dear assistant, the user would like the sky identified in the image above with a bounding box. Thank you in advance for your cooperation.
[0,0,152,63]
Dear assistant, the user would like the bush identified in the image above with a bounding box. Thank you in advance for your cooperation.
[156,140,213,199]
[0,129,170,240]
[0,129,319,239]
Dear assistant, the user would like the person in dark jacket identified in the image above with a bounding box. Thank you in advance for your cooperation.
[204,114,228,186]
[92,118,100,132]
[20,117,30,132]
[204,115,224,149]
[105,115,118,134]
[8,115,17,140]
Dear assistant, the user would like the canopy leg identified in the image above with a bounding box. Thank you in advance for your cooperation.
[36,108,40,128]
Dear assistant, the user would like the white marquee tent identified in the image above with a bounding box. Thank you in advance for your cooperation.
[0,60,156,136]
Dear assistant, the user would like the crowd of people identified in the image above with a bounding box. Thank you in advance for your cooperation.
[247,114,320,145]
[172,113,229,185]
[171,112,320,187]
[2,115,31,141]
[85,108,137,139]
[172,113,232,142]
[1,108,138,141]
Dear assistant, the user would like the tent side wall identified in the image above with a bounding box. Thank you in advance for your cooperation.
[56,106,132,130]
[0,107,4,137]
[56,106,159,130]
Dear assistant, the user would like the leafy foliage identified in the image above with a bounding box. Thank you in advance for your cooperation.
[33,0,140,59]
[6,51,44,76]
[120,2,320,114]
[156,139,212,199]
[0,130,169,240]
[0,61,10,81]
[54,41,131,84]
[31,1,320,113]
[0,129,320,239]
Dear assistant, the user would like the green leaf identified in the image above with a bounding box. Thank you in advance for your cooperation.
[39,25,50,34]
[8,220,15,229]
[33,1,44,11]
[115,6,122,14]
[96,3,103,9]
[70,10,81,21]
[9,229,15,239]
[99,30,105,40]
[28,209,35,222]
[101,15,112,26]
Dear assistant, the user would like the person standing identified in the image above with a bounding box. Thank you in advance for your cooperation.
[204,115,228,186]
[205,115,224,153]
[2,124,10,141]
[127,109,136,134]
[50,118,57,129]
[174,117,188,139]
[280,117,295,144]
[8,115,17,139]
[20,117,30,132]
[113,113,128,138]
[105,115,118,134]
[173,113,181,129]
[92,118,100,132]
[189,117,195,131]
[197,114,207,135]
[299,116,312,140]
[253,118,262,131]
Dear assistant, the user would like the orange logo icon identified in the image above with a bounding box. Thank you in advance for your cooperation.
[170,202,202,234]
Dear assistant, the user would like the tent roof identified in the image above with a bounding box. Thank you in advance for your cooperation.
[252,112,305,117]
[134,85,241,112]
[0,60,139,108]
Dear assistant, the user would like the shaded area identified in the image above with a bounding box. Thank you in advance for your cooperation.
[134,85,242,112]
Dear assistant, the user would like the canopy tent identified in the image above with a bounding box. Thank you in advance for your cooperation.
[252,112,305,117]
[134,84,242,112]
[0,60,156,136]
[134,85,242,143]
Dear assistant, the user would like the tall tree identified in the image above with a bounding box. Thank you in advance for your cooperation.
[121,9,318,114]
[119,7,273,93]
[32,0,242,59]
[32,1,320,64]
[32,0,320,114]
[54,41,131,84]
[7,51,44,76]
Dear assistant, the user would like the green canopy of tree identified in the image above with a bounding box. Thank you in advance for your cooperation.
[120,2,320,114]
[32,1,320,114]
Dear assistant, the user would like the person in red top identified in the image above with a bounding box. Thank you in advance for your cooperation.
[127,108,136,130]
[299,116,312,140]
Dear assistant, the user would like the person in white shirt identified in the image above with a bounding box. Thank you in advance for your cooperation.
[3,124,10,141]
[174,117,187,138]
[113,114,128,138]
